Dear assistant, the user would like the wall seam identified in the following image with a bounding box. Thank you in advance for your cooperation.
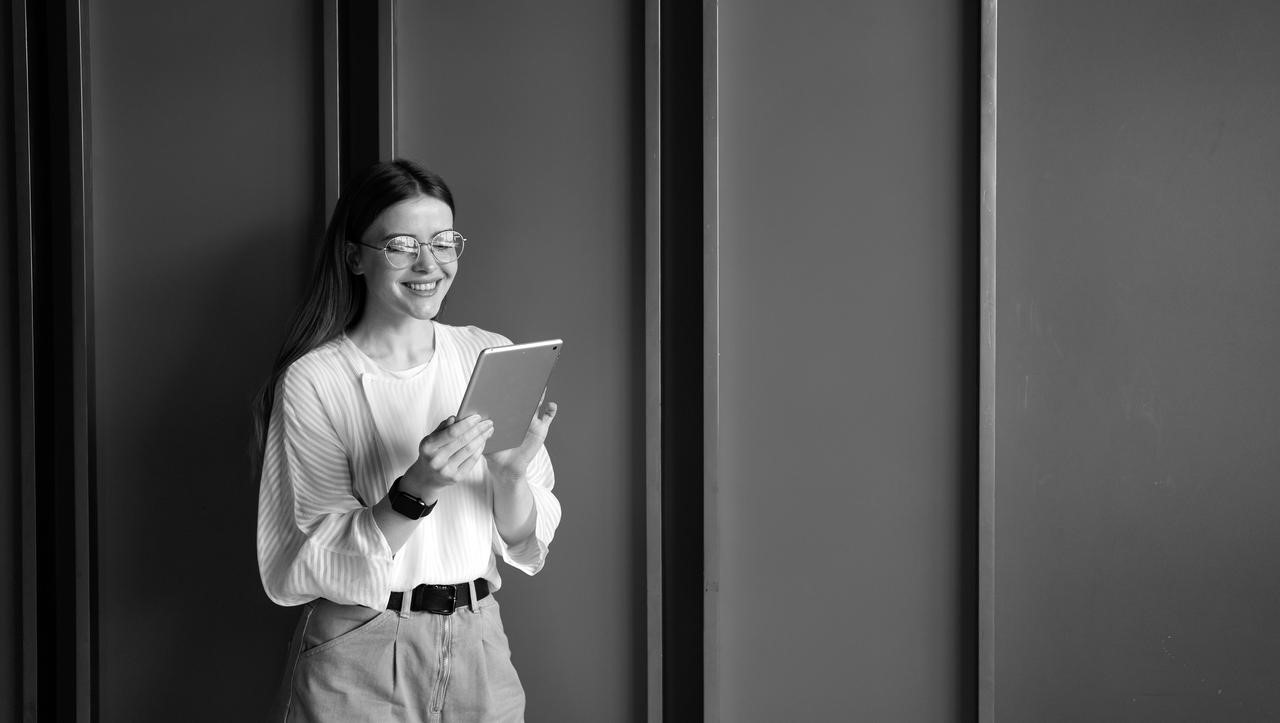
[978,0,998,720]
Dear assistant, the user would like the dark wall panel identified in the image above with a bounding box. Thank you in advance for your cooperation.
[718,1,972,719]
[396,2,645,720]
[89,1,319,719]
[995,2,1280,719]
[1,1,19,718]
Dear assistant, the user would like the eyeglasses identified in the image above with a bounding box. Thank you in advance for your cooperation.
[358,230,466,268]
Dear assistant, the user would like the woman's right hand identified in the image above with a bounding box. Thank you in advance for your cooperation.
[400,414,494,501]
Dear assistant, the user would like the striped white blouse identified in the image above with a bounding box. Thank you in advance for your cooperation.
[256,322,561,610]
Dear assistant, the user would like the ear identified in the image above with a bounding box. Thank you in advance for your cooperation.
[344,242,364,275]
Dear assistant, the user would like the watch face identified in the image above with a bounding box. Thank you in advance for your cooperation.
[391,491,429,520]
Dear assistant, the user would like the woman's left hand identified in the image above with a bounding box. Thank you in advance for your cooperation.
[485,400,558,485]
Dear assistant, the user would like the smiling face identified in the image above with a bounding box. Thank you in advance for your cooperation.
[348,194,457,325]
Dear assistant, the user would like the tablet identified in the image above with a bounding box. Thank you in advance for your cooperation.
[457,339,563,452]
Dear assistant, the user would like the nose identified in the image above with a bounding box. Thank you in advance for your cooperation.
[413,246,438,271]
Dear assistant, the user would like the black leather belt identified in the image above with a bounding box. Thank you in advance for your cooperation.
[387,578,489,615]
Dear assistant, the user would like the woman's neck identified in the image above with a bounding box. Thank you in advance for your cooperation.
[346,315,437,370]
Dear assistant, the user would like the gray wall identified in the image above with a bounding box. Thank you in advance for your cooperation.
[994,1,1280,719]
[717,1,972,719]
[33,2,1280,720]
[1,1,19,718]
[395,1,645,721]
[89,0,320,718]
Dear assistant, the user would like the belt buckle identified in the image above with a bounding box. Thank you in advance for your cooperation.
[424,584,457,615]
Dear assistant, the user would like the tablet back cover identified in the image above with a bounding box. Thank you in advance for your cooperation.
[458,340,562,452]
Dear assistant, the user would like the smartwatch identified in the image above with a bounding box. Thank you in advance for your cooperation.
[388,477,437,520]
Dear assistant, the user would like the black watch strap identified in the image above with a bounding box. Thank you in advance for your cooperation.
[389,477,437,520]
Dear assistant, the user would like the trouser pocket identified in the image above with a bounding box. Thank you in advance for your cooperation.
[286,601,399,722]
[300,599,393,657]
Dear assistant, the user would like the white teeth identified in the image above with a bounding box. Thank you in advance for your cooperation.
[405,282,437,291]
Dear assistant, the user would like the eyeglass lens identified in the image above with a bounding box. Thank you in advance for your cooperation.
[384,232,464,268]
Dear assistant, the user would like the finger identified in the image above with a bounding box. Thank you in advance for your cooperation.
[420,415,460,456]
[445,414,486,441]
[453,439,489,474]
[423,415,482,453]
[434,418,493,461]
[426,416,457,445]
[538,401,558,421]
[512,409,554,459]
[459,435,492,470]
[446,425,493,468]
[457,451,484,474]
[527,401,557,438]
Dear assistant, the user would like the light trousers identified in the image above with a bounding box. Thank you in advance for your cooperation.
[273,594,525,722]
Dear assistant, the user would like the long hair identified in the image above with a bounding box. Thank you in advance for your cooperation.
[251,159,455,474]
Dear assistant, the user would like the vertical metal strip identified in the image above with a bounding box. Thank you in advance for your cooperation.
[644,0,663,719]
[377,0,396,161]
[701,1,719,720]
[978,1,998,721]
[322,0,341,218]
[11,0,38,717]
[64,0,96,717]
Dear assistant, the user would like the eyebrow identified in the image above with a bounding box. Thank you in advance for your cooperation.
[379,230,454,242]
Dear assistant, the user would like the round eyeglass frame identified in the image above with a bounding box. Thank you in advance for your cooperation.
[357,230,466,269]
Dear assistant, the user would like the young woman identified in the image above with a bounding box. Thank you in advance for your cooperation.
[255,159,560,722]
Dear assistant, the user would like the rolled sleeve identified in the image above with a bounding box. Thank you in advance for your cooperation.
[493,446,561,575]
[256,366,393,609]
